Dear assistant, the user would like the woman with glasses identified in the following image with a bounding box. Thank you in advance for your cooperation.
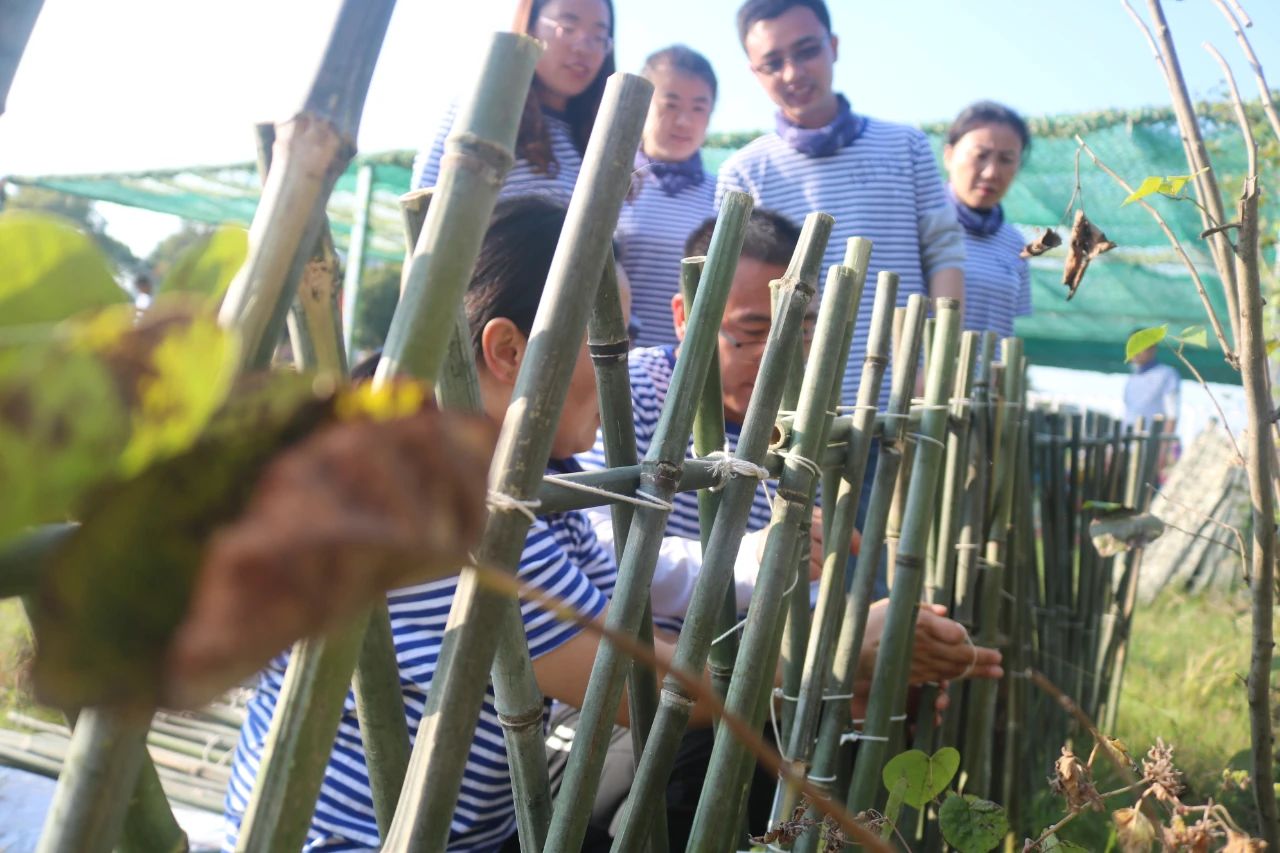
[943,101,1033,337]
[614,45,718,349]
[412,0,615,202]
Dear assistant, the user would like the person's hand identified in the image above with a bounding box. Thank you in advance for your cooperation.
[856,601,1002,685]
[804,508,862,582]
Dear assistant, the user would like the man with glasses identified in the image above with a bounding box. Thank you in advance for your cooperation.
[718,0,965,408]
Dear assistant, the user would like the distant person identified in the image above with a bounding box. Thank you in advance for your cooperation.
[411,0,615,203]
[1124,337,1180,427]
[944,101,1032,337]
[716,0,965,405]
[615,45,718,348]
[132,272,154,313]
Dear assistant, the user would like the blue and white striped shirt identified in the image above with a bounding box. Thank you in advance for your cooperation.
[959,220,1031,338]
[615,168,717,348]
[716,115,965,404]
[413,103,583,204]
[222,503,612,852]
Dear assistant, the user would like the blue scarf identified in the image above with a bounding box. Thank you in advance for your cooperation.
[775,93,864,158]
[636,149,706,197]
[947,185,1005,237]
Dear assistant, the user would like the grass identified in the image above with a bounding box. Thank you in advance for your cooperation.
[0,597,59,726]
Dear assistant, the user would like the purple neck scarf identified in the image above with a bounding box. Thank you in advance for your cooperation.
[947,185,1005,237]
[775,93,864,158]
[636,149,706,197]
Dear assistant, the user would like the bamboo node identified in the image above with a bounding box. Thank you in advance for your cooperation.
[441,131,515,189]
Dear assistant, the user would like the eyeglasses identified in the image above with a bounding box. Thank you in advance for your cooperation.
[537,16,613,54]
[751,38,827,77]
[720,319,818,352]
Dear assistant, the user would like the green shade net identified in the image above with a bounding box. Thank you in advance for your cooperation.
[7,103,1272,383]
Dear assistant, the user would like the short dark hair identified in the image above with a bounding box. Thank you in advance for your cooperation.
[465,195,569,358]
[736,0,831,46]
[947,100,1031,155]
[642,44,718,104]
[684,207,801,269]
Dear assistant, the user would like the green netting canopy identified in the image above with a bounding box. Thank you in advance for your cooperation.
[7,102,1273,384]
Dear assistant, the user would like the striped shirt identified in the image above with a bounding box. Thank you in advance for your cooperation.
[222,499,613,852]
[614,167,717,348]
[960,219,1031,338]
[413,103,583,203]
[716,114,965,404]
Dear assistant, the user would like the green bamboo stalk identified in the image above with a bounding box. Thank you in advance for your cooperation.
[0,0,44,117]
[590,257,668,853]
[608,212,829,853]
[236,33,537,853]
[776,245,892,827]
[546,192,755,853]
[960,339,1024,797]
[845,298,962,815]
[384,71,652,852]
[34,709,150,853]
[218,0,394,370]
[792,289,922,853]
[691,223,889,853]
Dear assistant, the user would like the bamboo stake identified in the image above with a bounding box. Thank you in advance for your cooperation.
[384,71,652,852]
[0,0,44,117]
[590,256,668,853]
[218,0,394,370]
[774,243,888,829]
[609,213,830,853]
[687,216,863,852]
[960,339,1024,797]
[845,298,962,814]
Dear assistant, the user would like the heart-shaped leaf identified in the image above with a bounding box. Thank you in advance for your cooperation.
[882,747,960,808]
[938,793,1009,853]
[1125,326,1167,362]
[156,225,249,303]
[0,211,125,328]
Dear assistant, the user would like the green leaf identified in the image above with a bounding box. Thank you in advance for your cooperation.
[0,344,129,544]
[881,777,907,841]
[156,225,249,303]
[1125,326,1167,362]
[1121,176,1165,206]
[0,211,126,328]
[1082,499,1126,512]
[1041,833,1090,852]
[882,747,960,809]
[938,793,1009,853]
[1266,340,1280,357]
[1175,325,1208,349]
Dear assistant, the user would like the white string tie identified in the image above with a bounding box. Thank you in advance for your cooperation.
[907,432,947,451]
[840,730,889,744]
[711,617,748,646]
[486,491,541,523]
[961,626,979,680]
[836,403,880,413]
[777,448,822,478]
[703,450,770,493]
[541,474,674,511]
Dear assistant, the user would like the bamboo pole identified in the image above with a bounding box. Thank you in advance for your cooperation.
[960,340,1024,797]
[0,0,44,118]
[845,298,962,815]
[546,191,754,853]
[687,217,867,853]
[340,162,374,356]
[235,33,537,853]
[34,710,150,853]
[218,0,394,370]
[608,213,830,853]
[383,71,652,852]
[590,256,668,853]
[775,244,889,827]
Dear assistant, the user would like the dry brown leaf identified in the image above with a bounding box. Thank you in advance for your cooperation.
[1063,209,1117,299]
[1049,745,1104,812]
[1021,228,1062,258]
[162,405,495,708]
[1223,830,1268,852]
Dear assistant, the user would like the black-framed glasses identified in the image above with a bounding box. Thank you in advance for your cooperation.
[537,16,613,54]
[751,38,827,77]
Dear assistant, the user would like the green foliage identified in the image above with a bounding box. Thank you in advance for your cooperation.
[2,186,139,272]
[352,261,402,355]
[1120,172,1200,206]
[155,225,248,303]
[0,211,126,328]
[882,747,961,808]
[1125,326,1167,362]
[938,793,1009,853]
[1173,325,1207,349]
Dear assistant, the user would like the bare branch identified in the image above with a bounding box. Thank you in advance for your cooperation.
[1211,0,1280,149]
[1204,41,1259,181]
[1073,135,1237,369]
[1167,344,1246,463]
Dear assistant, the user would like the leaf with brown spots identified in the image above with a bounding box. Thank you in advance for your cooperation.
[1062,210,1117,299]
